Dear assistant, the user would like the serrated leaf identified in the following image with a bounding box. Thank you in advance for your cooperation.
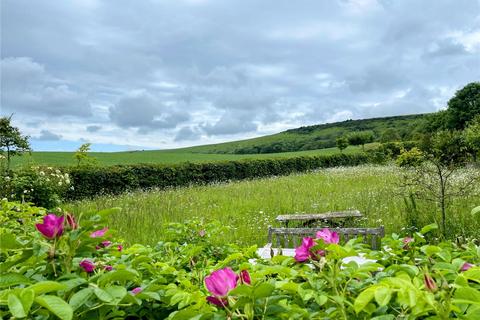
[94,287,113,302]
[8,294,26,318]
[253,283,275,298]
[19,289,34,315]
[354,287,375,314]
[463,267,480,283]
[0,273,31,288]
[69,288,94,311]
[98,269,139,287]
[374,286,392,306]
[105,286,127,305]
[28,281,67,295]
[35,295,73,320]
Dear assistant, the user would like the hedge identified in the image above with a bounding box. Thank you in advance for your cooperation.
[66,153,370,200]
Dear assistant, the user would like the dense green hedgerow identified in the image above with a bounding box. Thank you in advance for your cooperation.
[66,153,370,200]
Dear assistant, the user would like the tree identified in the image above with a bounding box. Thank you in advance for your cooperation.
[336,136,349,153]
[380,128,401,143]
[0,116,31,170]
[464,115,480,162]
[446,82,480,130]
[348,131,374,151]
[396,130,476,237]
[74,143,97,167]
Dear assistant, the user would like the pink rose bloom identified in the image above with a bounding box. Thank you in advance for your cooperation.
[316,228,340,244]
[35,214,64,239]
[131,287,142,295]
[104,265,113,271]
[423,274,437,292]
[90,227,108,238]
[461,262,473,272]
[402,237,414,249]
[101,240,112,247]
[66,213,78,230]
[117,244,123,252]
[295,237,315,262]
[79,259,95,273]
[237,270,251,285]
[205,268,238,306]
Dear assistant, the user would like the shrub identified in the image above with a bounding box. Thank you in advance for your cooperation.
[0,166,71,208]
[66,153,370,200]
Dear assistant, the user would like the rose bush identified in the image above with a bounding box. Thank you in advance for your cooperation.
[1,199,479,319]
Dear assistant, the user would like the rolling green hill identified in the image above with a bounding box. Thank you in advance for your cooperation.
[183,113,428,154]
[11,113,427,167]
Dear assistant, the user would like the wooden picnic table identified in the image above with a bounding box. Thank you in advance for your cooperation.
[275,210,363,227]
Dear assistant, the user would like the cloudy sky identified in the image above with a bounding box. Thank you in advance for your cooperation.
[1,0,479,151]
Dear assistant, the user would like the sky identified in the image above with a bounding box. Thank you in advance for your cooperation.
[1,0,479,152]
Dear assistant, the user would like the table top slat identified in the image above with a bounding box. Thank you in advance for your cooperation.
[275,210,362,222]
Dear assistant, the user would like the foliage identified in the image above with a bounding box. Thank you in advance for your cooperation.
[445,82,480,130]
[0,166,71,209]
[336,136,349,153]
[66,153,370,200]
[397,132,478,237]
[464,115,480,161]
[74,143,98,167]
[1,200,480,319]
[348,131,375,151]
[0,116,31,170]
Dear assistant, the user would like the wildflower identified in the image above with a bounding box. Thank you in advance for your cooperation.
[117,244,123,252]
[198,229,206,237]
[295,237,320,262]
[104,265,113,271]
[65,213,78,230]
[461,262,473,272]
[79,259,95,273]
[35,214,64,239]
[90,227,108,238]
[205,268,238,306]
[423,273,437,292]
[402,237,414,249]
[316,228,340,244]
[101,240,112,247]
[237,270,251,285]
[131,287,142,295]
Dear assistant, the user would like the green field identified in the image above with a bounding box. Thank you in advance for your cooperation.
[66,165,480,247]
[12,145,363,167]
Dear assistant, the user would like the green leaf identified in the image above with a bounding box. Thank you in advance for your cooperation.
[0,233,21,251]
[61,278,87,291]
[253,283,275,298]
[374,286,392,306]
[94,287,113,302]
[8,294,26,318]
[454,287,480,306]
[35,295,73,320]
[69,288,94,311]
[0,273,31,288]
[28,281,67,295]
[105,286,127,305]
[354,287,375,314]
[98,269,139,287]
[229,285,252,296]
[463,267,480,283]
[420,223,438,235]
[19,289,34,315]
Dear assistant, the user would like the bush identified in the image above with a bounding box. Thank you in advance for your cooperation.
[0,166,71,208]
[66,153,370,200]
[1,200,479,319]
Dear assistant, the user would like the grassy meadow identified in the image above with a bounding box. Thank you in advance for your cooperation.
[66,165,480,247]
[11,145,362,167]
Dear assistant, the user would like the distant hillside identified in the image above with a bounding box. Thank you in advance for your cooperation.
[184,113,429,154]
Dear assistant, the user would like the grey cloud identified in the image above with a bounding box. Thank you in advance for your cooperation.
[1,57,91,117]
[86,125,102,132]
[109,91,190,132]
[174,126,200,141]
[201,110,258,136]
[36,130,62,141]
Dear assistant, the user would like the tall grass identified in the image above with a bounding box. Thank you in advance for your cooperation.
[66,165,480,246]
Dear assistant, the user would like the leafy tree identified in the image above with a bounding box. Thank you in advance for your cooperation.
[74,143,97,167]
[445,82,480,130]
[348,131,374,151]
[335,136,349,153]
[464,115,480,162]
[0,116,31,170]
[396,130,476,237]
[380,128,401,143]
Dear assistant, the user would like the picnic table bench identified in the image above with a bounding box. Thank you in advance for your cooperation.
[257,226,384,258]
[276,210,363,227]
